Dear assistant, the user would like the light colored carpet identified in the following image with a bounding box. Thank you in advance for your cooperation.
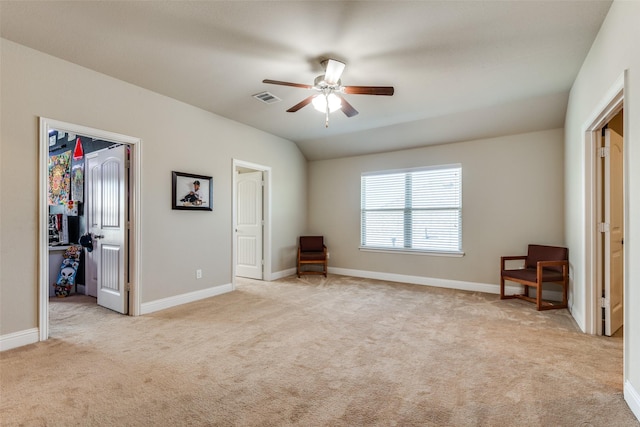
[1,275,638,426]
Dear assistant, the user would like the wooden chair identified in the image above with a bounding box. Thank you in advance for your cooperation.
[500,244,569,310]
[297,236,327,277]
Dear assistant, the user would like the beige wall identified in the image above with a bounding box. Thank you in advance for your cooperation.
[565,0,640,403]
[0,39,307,335]
[308,129,565,287]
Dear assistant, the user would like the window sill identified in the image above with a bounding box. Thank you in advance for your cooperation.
[359,247,465,257]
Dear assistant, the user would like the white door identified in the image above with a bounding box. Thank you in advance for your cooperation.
[603,128,624,336]
[86,145,128,314]
[236,171,263,279]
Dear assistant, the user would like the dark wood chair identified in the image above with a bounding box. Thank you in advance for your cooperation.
[500,244,569,310]
[297,236,327,277]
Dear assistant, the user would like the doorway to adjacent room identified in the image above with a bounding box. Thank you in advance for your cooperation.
[38,118,141,341]
[583,74,626,338]
[232,159,271,284]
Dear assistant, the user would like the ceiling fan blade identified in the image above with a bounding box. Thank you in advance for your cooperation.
[340,96,359,118]
[342,86,395,96]
[286,95,316,112]
[263,79,313,89]
[323,59,346,85]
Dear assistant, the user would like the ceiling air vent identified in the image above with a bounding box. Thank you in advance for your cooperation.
[252,91,282,104]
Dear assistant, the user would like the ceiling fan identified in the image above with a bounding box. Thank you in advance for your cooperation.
[263,59,394,127]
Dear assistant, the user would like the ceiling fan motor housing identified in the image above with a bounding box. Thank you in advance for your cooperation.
[314,75,341,91]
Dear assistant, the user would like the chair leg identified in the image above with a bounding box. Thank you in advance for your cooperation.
[500,277,518,300]
[536,285,543,311]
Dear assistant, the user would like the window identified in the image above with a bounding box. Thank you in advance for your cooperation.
[360,165,462,255]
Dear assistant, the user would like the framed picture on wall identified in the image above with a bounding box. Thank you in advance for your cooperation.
[172,171,213,211]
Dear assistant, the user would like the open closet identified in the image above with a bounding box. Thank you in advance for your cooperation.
[47,129,121,300]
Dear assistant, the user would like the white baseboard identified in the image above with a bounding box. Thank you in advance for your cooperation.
[570,305,586,333]
[269,268,296,281]
[0,328,39,352]
[328,267,563,300]
[329,267,498,293]
[140,283,233,315]
[625,380,640,422]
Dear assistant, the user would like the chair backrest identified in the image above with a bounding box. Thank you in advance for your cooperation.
[526,244,568,272]
[300,236,324,252]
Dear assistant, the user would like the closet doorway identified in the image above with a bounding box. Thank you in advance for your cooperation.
[38,118,141,341]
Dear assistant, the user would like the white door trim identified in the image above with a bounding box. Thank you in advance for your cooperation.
[38,118,142,341]
[582,72,625,336]
[232,159,271,288]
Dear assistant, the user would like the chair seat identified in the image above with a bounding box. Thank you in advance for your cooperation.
[299,252,326,261]
[501,268,565,283]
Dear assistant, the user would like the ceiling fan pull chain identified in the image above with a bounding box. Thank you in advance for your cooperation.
[324,91,331,128]
[325,95,330,128]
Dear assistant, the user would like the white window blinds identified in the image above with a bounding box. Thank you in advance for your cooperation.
[361,165,462,253]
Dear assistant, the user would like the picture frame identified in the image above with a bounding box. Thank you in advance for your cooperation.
[172,171,213,211]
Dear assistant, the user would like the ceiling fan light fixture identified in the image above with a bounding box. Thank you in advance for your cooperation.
[312,93,342,113]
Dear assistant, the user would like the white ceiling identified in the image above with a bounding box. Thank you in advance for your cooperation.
[0,1,612,160]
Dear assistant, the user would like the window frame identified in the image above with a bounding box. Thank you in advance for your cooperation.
[359,164,464,257]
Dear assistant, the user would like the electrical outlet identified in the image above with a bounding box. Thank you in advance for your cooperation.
[327,252,330,259]
[196,269,202,279]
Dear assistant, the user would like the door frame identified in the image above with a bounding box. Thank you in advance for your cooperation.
[231,159,271,288]
[583,73,625,337]
[38,118,142,341]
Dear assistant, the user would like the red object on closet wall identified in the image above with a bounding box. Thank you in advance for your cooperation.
[73,137,84,160]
